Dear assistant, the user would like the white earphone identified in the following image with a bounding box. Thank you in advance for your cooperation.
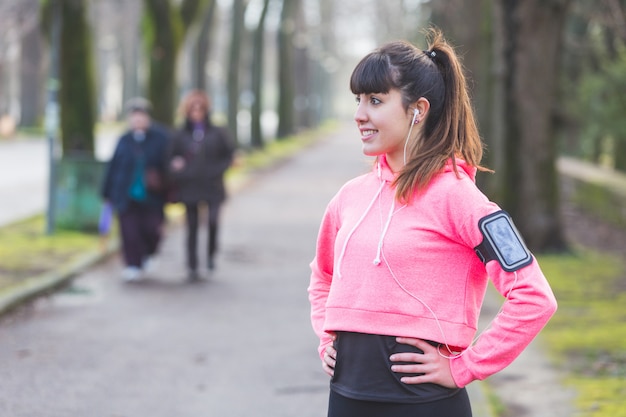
[411,108,419,125]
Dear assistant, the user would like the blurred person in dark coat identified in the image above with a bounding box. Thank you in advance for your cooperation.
[101,98,169,282]
[168,90,235,280]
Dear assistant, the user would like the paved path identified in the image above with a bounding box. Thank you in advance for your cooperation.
[0,123,519,416]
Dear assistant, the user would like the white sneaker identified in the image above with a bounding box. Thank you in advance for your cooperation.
[142,256,157,273]
[121,266,142,282]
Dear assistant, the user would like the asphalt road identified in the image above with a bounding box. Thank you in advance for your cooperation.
[0,124,368,417]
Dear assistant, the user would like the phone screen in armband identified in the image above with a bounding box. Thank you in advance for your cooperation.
[474,211,533,272]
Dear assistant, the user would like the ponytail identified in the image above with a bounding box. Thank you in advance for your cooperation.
[350,28,490,203]
[394,28,491,202]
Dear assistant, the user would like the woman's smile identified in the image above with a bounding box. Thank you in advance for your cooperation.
[360,128,378,141]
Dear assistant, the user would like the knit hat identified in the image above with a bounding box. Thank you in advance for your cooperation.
[125,97,152,115]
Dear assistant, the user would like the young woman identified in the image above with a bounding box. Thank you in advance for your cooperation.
[168,90,235,280]
[308,29,557,417]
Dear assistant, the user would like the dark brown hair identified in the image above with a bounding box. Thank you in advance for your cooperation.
[350,28,491,202]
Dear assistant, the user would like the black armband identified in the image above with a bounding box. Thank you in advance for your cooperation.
[474,210,533,272]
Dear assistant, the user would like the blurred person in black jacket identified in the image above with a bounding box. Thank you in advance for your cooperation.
[168,90,235,281]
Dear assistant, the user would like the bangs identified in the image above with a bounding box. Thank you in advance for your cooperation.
[350,53,397,95]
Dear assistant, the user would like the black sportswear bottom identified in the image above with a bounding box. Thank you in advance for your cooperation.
[327,388,472,417]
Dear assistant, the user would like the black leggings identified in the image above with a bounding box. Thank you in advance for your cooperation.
[184,201,221,271]
[328,389,472,417]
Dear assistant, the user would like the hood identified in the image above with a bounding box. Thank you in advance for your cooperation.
[376,155,477,183]
[443,158,477,183]
[375,154,398,182]
[336,155,477,278]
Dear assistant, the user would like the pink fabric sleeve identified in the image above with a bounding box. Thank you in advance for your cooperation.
[449,259,557,387]
[308,200,340,359]
[439,176,558,388]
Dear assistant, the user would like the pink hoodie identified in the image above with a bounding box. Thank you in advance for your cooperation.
[308,155,557,388]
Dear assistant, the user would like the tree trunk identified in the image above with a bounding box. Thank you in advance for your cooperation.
[292,0,311,130]
[59,0,96,157]
[317,0,337,123]
[429,0,499,197]
[19,10,44,127]
[116,1,143,110]
[495,0,571,252]
[250,0,271,149]
[191,0,216,90]
[227,0,247,146]
[277,0,297,139]
[143,0,178,126]
[143,0,203,126]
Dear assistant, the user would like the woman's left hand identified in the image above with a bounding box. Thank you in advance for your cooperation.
[389,337,458,389]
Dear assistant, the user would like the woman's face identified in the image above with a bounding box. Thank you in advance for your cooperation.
[354,88,414,172]
[128,111,150,132]
[188,104,207,123]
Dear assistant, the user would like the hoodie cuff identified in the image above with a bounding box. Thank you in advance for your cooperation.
[449,356,476,388]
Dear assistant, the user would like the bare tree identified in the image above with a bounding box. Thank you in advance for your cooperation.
[90,0,143,119]
[0,0,43,129]
[40,0,97,155]
[292,0,312,129]
[191,0,217,90]
[18,0,44,127]
[276,0,299,138]
[250,0,272,149]
[227,0,249,145]
[424,0,571,251]
[428,0,500,197]
[143,0,207,126]
[310,0,338,123]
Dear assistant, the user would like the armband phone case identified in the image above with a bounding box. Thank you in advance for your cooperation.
[474,210,533,272]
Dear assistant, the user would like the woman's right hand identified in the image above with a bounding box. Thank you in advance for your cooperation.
[322,333,337,377]
[170,156,186,172]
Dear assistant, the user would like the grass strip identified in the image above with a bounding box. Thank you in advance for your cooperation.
[538,250,626,417]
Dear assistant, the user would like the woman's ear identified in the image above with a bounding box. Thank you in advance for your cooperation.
[413,97,430,117]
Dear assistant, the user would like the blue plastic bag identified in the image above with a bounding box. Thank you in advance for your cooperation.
[99,202,113,235]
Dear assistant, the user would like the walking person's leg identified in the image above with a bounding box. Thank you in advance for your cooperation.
[117,204,145,281]
[185,203,200,278]
[139,207,164,272]
[206,200,222,270]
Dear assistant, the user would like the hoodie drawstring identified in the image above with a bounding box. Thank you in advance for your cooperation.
[336,178,385,278]
[337,162,407,277]
[373,199,397,266]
